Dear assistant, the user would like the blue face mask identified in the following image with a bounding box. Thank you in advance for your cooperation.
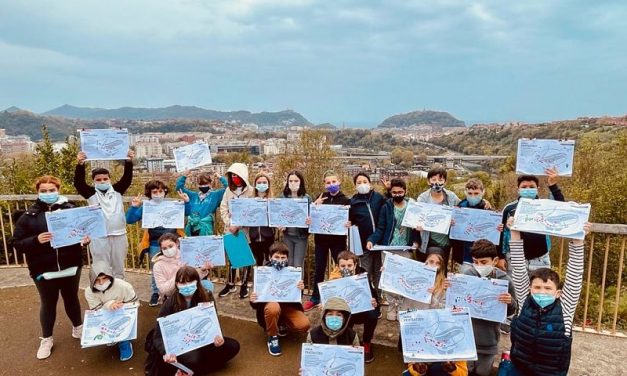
[466,195,483,207]
[200,279,214,293]
[325,315,344,331]
[39,192,59,204]
[178,283,198,297]
[327,183,340,194]
[96,182,112,192]
[519,188,538,199]
[256,183,269,193]
[532,293,556,308]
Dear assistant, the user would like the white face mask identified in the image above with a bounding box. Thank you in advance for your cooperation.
[94,280,111,291]
[162,246,178,258]
[288,182,300,192]
[356,183,370,194]
[474,264,494,278]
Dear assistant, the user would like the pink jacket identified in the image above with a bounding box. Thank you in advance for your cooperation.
[152,250,208,297]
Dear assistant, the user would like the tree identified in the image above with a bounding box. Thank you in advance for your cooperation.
[57,136,80,193]
[33,124,59,177]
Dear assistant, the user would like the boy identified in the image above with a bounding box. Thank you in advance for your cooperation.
[303,170,351,311]
[450,178,502,266]
[85,261,138,361]
[176,172,228,236]
[74,150,134,279]
[507,218,588,376]
[459,239,516,376]
[329,251,379,363]
[249,242,310,357]
[305,297,360,346]
[416,167,460,264]
[499,168,564,271]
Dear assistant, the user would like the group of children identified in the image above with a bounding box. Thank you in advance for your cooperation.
[12,148,588,376]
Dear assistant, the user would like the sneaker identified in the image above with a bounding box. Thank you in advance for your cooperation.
[72,325,83,339]
[37,337,53,359]
[278,324,288,337]
[239,284,249,299]
[363,342,374,363]
[303,300,319,312]
[149,293,160,307]
[267,336,282,356]
[118,341,133,361]
[218,284,236,297]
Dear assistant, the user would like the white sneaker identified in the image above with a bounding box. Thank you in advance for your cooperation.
[37,337,53,359]
[72,325,83,339]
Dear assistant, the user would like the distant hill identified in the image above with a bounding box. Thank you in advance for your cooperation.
[314,123,337,130]
[0,109,81,140]
[43,104,311,126]
[3,106,22,113]
[378,110,465,128]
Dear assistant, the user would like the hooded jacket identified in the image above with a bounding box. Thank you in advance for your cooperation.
[219,163,255,240]
[306,297,360,346]
[367,198,421,247]
[11,197,84,278]
[85,260,138,310]
[152,248,208,296]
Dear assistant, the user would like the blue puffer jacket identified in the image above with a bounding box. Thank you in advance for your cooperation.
[349,190,385,250]
[367,198,420,247]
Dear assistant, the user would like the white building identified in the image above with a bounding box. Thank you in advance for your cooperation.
[135,142,163,159]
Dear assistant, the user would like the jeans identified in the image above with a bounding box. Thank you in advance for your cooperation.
[33,268,83,337]
[359,251,382,291]
[284,234,308,268]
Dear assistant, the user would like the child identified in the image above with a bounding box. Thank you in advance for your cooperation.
[303,170,351,311]
[306,297,360,346]
[250,173,276,266]
[126,180,185,306]
[401,361,468,376]
[416,167,460,264]
[218,162,255,298]
[152,233,211,298]
[499,168,564,271]
[85,261,138,361]
[74,150,134,279]
[507,218,588,376]
[175,172,228,236]
[148,266,240,375]
[329,251,379,363]
[249,242,310,356]
[459,239,516,376]
[450,178,502,266]
[349,171,385,289]
[278,170,311,267]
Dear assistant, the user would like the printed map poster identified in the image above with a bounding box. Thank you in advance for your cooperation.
[318,273,373,314]
[158,302,222,356]
[401,201,453,235]
[379,251,437,304]
[445,273,509,323]
[450,207,502,245]
[180,236,226,267]
[229,198,269,227]
[309,204,349,236]
[45,205,107,248]
[301,343,365,376]
[81,304,138,348]
[253,266,302,303]
[80,128,129,161]
[267,198,309,228]
[512,198,591,240]
[174,142,212,172]
[516,139,575,176]
[142,200,185,229]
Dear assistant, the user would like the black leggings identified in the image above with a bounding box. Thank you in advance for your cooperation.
[33,269,83,338]
[158,337,240,374]
[250,239,274,266]
[349,308,380,343]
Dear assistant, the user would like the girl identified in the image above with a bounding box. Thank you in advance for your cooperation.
[149,266,240,375]
[12,175,90,359]
[175,172,228,236]
[278,170,311,267]
[250,173,276,266]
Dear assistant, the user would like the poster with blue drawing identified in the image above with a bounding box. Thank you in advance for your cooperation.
[180,236,226,267]
[450,207,502,245]
[80,128,129,161]
[142,200,185,229]
[253,266,302,303]
[45,205,108,248]
[158,302,223,356]
[516,139,575,176]
[301,343,365,376]
[174,142,212,172]
[267,198,309,228]
[81,304,138,348]
[318,273,373,314]
[229,198,269,227]
[445,274,509,323]
[379,251,437,304]
[400,201,453,235]
[512,198,591,240]
[399,308,477,363]
[309,204,349,235]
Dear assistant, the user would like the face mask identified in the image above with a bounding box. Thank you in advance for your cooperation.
[466,195,483,207]
[178,282,197,297]
[325,315,344,331]
[519,188,538,199]
[39,192,59,204]
[201,279,214,293]
[270,259,288,271]
[430,182,445,193]
[231,175,243,186]
[96,182,111,191]
[392,195,405,203]
[474,264,494,278]
[94,280,111,291]
[340,267,354,278]
[152,194,165,203]
[532,293,556,308]
[256,183,269,193]
[288,182,300,192]
[199,186,211,194]
[327,183,340,194]
[356,183,370,195]
[162,246,177,258]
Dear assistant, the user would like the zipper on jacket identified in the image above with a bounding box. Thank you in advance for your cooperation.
[366,204,376,232]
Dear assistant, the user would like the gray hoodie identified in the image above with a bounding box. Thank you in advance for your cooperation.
[85,261,138,310]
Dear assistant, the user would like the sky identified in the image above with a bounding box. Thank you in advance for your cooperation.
[0,0,626,126]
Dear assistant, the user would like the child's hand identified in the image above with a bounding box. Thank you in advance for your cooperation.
[506,217,521,240]
[249,292,257,302]
[77,151,87,165]
[314,193,327,205]
[297,280,305,290]
[415,225,424,232]
[450,218,456,226]
[201,261,213,271]
[214,335,224,347]
[177,189,190,203]
[277,226,285,232]
[413,363,428,374]
[546,167,559,186]
[109,301,124,310]
[442,361,457,372]
[131,193,143,207]
[298,368,303,376]
[443,278,452,289]
[37,232,53,244]
[496,258,507,271]
[229,225,240,235]
[483,199,493,210]
[366,241,373,250]
[163,354,177,364]
[305,217,312,226]
[344,221,351,228]
[371,298,378,308]
[498,292,512,304]
[80,235,91,246]
[573,222,591,245]
[497,223,504,233]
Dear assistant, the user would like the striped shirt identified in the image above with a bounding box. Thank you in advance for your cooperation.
[510,239,584,336]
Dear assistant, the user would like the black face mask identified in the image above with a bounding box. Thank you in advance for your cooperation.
[392,195,405,203]
[199,186,211,193]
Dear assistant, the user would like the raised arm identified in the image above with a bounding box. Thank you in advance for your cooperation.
[561,231,586,336]
[175,175,196,197]
[73,163,96,199]
[508,221,530,309]
[113,160,133,194]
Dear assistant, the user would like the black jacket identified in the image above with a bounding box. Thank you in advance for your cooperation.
[314,191,351,244]
[249,226,275,243]
[11,199,84,278]
[349,191,385,249]
[367,198,420,247]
